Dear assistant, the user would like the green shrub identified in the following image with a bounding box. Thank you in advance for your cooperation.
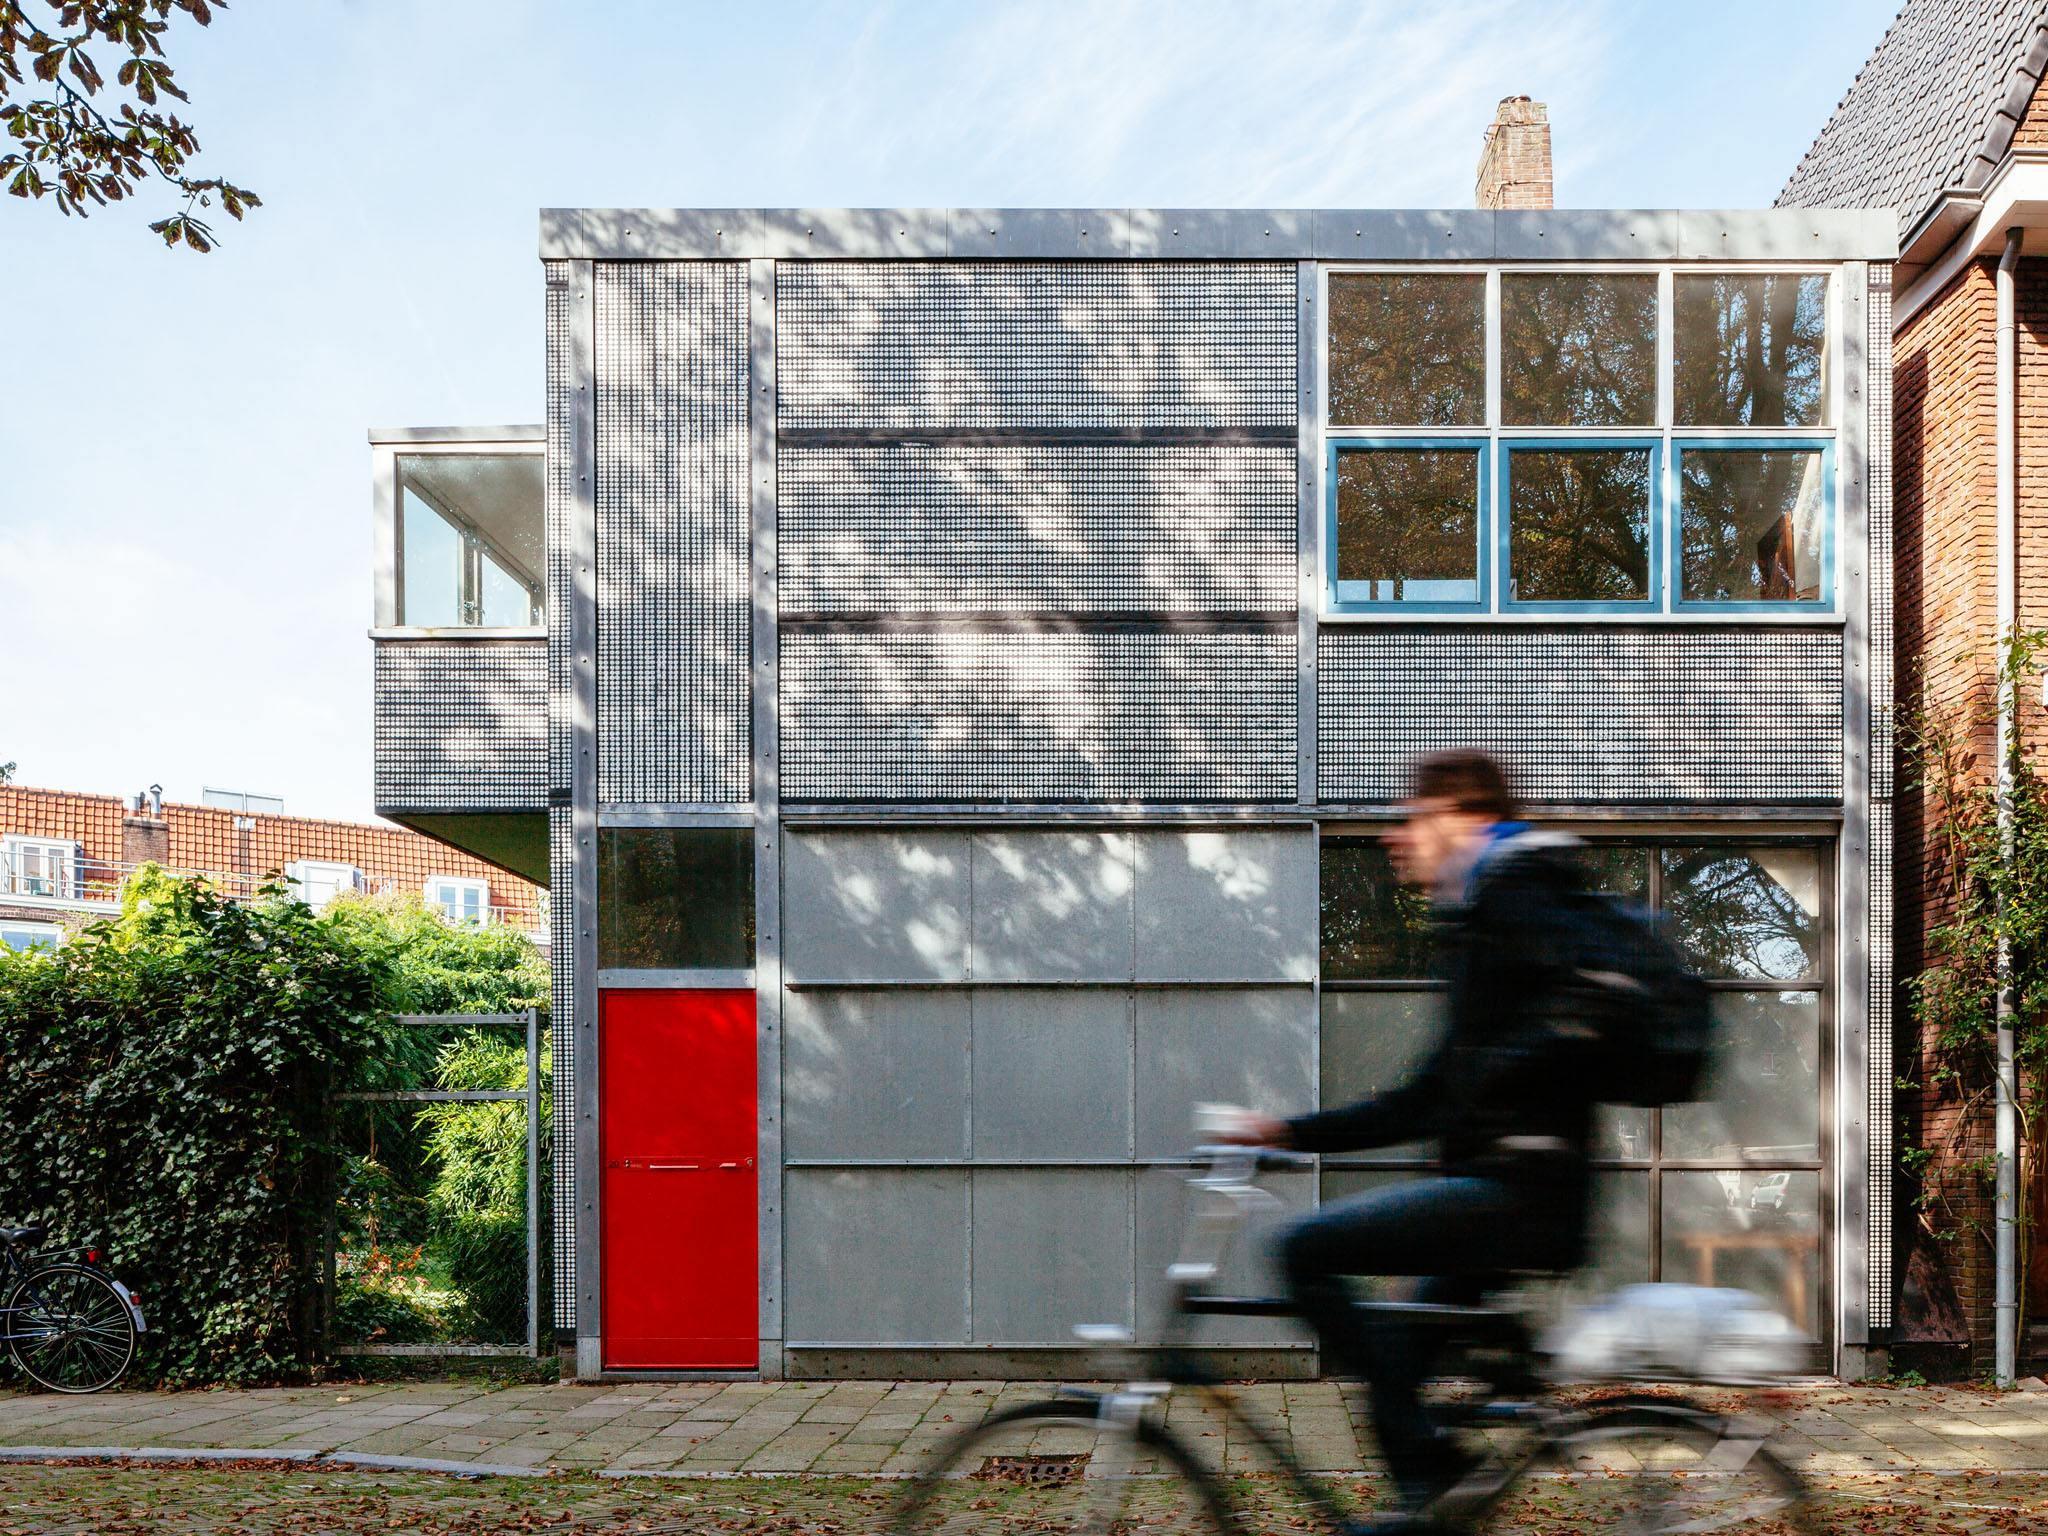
[0,868,390,1384]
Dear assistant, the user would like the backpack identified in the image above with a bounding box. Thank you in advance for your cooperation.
[1546,886,1716,1108]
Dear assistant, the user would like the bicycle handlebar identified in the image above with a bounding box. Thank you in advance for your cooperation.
[1178,1144,1318,1174]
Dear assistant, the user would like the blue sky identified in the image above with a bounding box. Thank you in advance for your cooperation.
[0,0,1899,822]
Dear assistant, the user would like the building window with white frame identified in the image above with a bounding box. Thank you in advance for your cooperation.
[0,920,63,952]
[287,860,362,908]
[1323,265,1835,617]
[428,876,491,925]
[2,837,80,899]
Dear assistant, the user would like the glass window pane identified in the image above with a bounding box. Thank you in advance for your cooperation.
[1675,274,1829,428]
[1576,1170,1652,1300]
[1507,448,1652,603]
[1661,845,1821,980]
[1580,843,1650,902]
[1320,838,1432,980]
[1665,992,1821,1162]
[400,486,462,628]
[1334,448,1479,603]
[1319,990,1442,1163]
[598,827,756,969]
[397,453,544,627]
[1679,448,1826,603]
[1661,1170,1821,1335]
[1501,274,1658,427]
[1328,273,1485,427]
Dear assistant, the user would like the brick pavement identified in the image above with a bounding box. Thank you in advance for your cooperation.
[4,1380,2048,1477]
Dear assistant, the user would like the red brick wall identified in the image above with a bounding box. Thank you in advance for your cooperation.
[0,784,543,916]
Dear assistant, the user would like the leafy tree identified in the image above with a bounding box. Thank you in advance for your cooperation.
[0,760,13,784]
[2,1,258,249]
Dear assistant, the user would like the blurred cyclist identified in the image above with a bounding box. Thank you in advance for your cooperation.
[1223,749,1600,1529]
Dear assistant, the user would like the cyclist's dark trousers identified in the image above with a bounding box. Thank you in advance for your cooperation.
[1278,1177,1565,1505]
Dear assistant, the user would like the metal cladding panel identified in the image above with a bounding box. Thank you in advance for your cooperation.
[1869,798,1895,1327]
[782,988,970,1161]
[1870,268,1895,801]
[372,640,547,813]
[1133,830,1319,981]
[970,990,1132,1160]
[549,803,575,1330]
[776,262,1296,430]
[1317,628,1844,805]
[1136,1169,1313,1348]
[594,262,752,803]
[781,628,1297,803]
[971,1169,1134,1342]
[969,831,1136,981]
[1133,989,1315,1160]
[546,262,574,794]
[781,829,970,981]
[778,444,1296,615]
[1868,265,1896,1330]
[784,1168,968,1344]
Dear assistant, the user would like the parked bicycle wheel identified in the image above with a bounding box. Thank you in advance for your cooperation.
[6,1265,138,1393]
[1545,1399,1815,1535]
[889,1395,1233,1536]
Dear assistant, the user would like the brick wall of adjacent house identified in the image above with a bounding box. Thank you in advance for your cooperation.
[1475,96,1553,210]
[0,783,543,918]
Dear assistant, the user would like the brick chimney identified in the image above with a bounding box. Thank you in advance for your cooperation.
[1476,96,1553,210]
[122,784,168,869]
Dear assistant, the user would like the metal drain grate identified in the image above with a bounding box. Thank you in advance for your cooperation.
[975,1453,1090,1484]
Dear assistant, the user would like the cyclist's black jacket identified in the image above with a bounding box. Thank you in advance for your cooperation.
[1285,829,1599,1261]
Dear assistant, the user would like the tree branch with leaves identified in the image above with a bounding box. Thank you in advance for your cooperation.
[1,0,256,250]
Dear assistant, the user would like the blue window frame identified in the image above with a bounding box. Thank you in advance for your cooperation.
[1670,439,1835,612]
[1498,438,1663,613]
[1324,437,1490,614]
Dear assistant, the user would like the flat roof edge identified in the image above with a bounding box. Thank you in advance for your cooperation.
[539,208,1898,263]
[368,425,545,445]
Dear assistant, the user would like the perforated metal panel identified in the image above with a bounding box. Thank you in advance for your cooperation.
[549,802,575,1331]
[594,262,751,802]
[372,640,547,813]
[779,443,1295,615]
[1868,265,1896,1329]
[546,263,574,795]
[1316,627,1844,805]
[782,628,1296,802]
[776,263,1295,430]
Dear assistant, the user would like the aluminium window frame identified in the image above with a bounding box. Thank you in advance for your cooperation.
[370,433,548,638]
[2,835,80,900]
[1315,261,1845,624]
[1323,436,1492,614]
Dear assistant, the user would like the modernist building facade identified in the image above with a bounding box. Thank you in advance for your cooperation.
[369,206,1896,1381]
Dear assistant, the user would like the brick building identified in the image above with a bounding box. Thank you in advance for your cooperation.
[0,782,546,952]
[1781,0,2048,1370]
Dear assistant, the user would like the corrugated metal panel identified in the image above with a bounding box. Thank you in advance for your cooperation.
[778,443,1295,615]
[1317,627,1844,805]
[776,262,1296,430]
[784,1169,968,1344]
[782,988,970,1161]
[549,802,575,1331]
[971,1169,1134,1343]
[372,640,547,813]
[594,262,752,803]
[781,628,1296,803]
[1132,829,1318,980]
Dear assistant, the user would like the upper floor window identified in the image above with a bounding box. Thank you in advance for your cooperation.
[386,450,543,629]
[0,921,62,953]
[2,837,79,899]
[287,860,361,908]
[429,876,491,925]
[1324,267,1836,617]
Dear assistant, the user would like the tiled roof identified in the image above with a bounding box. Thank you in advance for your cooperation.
[1777,0,2048,235]
[0,784,544,913]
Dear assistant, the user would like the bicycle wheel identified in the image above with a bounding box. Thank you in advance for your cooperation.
[1528,1398,1815,1535]
[888,1395,1234,1536]
[5,1265,138,1393]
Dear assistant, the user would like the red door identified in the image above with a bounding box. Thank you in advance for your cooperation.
[601,989,758,1369]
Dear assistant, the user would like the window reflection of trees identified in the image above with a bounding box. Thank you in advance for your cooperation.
[1328,274,1486,426]
[1319,839,1432,980]
[1680,448,1824,602]
[1501,274,1658,427]
[1674,275,1827,428]
[597,828,755,970]
[1334,449,1477,596]
[1660,846,1818,980]
[1508,449,1652,602]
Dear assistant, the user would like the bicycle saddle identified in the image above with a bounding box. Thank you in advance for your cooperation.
[0,1227,45,1246]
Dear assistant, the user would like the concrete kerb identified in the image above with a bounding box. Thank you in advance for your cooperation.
[0,1445,547,1478]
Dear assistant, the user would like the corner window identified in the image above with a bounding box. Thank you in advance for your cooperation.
[2,837,79,899]
[288,861,361,908]
[598,827,755,970]
[428,876,491,925]
[391,452,543,629]
[1324,266,1836,616]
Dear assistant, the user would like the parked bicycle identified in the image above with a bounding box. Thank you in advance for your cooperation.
[0,1226,145,1393]
[890,1146,1814,1535]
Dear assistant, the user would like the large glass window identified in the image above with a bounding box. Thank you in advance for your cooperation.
[598,827,755,970]
[1318,833,1828,1339]
[1325,266,1836,615]
[396,454,544,628]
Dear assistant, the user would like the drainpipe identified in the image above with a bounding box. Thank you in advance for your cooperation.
[1997,226,2024,1385]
